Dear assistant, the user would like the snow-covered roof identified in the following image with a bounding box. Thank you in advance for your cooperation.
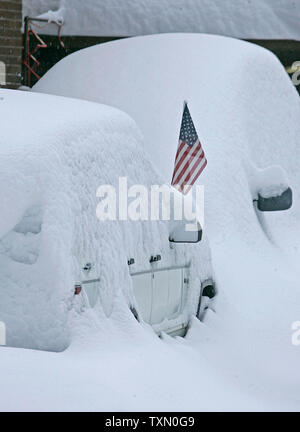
[23,0,300,40]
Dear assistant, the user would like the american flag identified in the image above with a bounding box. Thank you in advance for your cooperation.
[171,102,207,194]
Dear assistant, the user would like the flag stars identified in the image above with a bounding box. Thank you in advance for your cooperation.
[179,105,198,146]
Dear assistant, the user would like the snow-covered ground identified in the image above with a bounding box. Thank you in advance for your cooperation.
[23,0,300,40]
[1,33,300,411]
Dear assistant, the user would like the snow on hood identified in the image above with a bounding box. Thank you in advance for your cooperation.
[23,0,300,40]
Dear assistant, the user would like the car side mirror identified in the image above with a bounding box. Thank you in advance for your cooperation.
[256,187,292,212]
[169,221,202,243]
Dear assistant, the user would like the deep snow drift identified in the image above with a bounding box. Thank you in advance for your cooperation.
[1,33,300,410]
[23,0,300,40]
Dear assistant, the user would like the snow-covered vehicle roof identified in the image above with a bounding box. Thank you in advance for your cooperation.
[23,0,300,40]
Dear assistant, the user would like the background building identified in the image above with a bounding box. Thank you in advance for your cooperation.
[0,0,22,88]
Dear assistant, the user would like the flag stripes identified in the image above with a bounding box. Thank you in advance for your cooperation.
[171,102,207,194]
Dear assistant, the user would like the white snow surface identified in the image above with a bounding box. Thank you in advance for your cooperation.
[22,0,300,40]
[1,33,300,411]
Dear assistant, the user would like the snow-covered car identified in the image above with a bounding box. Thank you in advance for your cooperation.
[0,89,215,351]
[1,31,300,411]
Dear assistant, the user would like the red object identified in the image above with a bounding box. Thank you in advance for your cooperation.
[23,28,48,87]
[23,18,65,87]
[74,284,82,295]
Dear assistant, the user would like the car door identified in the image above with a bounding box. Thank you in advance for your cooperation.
[131,266,189,334]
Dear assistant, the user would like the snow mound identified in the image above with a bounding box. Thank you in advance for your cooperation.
[23,0,300,40]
